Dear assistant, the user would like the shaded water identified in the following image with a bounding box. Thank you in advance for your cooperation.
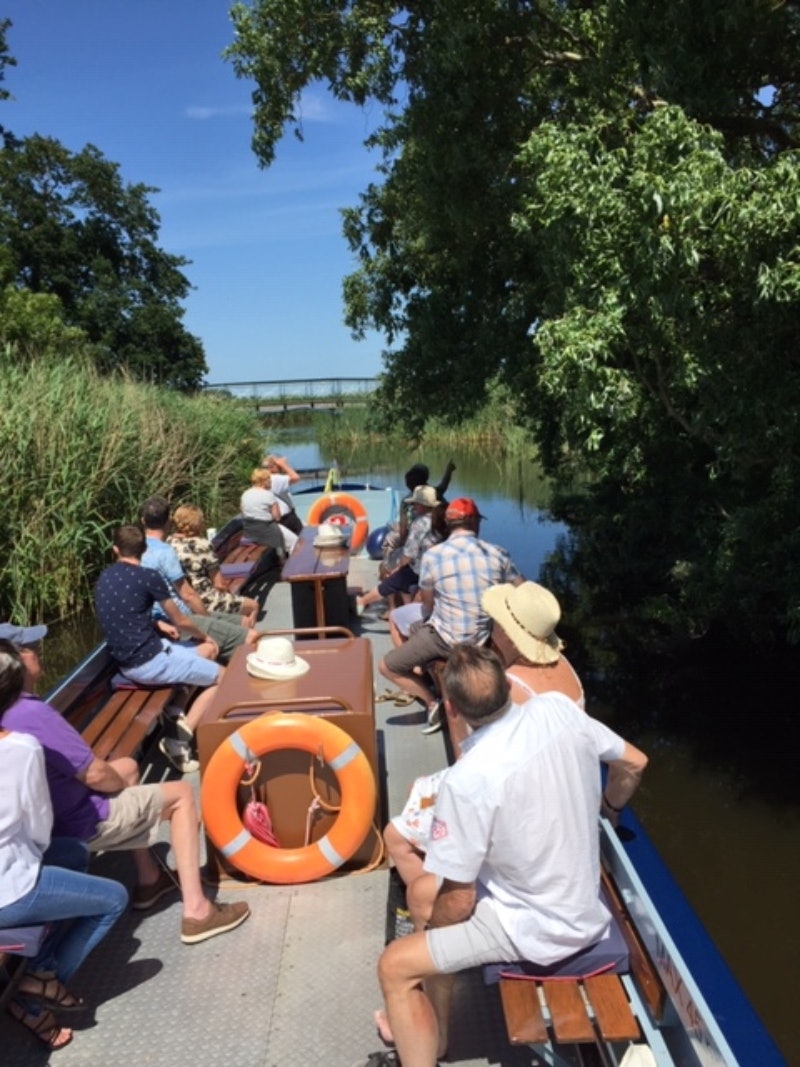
[42,430,798,1063]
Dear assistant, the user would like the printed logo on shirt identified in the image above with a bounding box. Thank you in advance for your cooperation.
[430,816,448,841]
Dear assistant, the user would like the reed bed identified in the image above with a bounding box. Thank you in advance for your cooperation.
[313,377,532,455]
[0,353,261,624]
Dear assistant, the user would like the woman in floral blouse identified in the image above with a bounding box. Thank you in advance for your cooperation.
[168,505,259,623]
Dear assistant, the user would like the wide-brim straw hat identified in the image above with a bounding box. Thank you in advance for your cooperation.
[313,522,348,548]
[246,637,310,680]
[482,581,564,665]
[404,484,438,508]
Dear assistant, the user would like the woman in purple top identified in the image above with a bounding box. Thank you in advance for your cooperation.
[0,638,128,1051]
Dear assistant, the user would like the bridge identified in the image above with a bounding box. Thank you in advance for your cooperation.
[203,377,379,414]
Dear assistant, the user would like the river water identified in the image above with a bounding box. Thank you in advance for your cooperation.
[43,431,798,1063]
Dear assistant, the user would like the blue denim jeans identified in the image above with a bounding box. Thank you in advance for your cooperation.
[0,837,128,984]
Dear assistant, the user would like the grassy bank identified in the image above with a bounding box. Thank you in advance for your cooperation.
[313,378,533,455]
[1,353,262,624]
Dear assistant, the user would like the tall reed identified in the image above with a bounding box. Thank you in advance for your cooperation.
[0,352,261,623]
[313,376,533,455]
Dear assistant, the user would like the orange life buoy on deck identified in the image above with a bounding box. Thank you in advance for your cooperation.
[201,713,377,884]
[307,492,369,554]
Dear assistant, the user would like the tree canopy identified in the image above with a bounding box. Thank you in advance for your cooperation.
[227,0,800,648]
[0,22,206,390]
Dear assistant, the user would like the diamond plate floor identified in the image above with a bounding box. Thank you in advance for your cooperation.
[0,560,542,1067]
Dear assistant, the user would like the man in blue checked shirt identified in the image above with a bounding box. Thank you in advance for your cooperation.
[379,497,523,733]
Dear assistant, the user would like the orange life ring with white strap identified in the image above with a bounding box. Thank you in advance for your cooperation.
[306,492,369,554]
[201,713,377,884]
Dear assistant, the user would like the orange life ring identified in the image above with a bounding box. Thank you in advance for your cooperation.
[307,492,369,554]
[201,713,377,884]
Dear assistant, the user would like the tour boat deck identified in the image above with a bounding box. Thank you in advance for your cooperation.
[2,556,528,1067]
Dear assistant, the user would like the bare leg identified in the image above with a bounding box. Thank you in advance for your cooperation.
[239,597,259,627]
[357,587,386,611]
[182,672,224,732]
[384,823,426,888]
[379,657,435,709]
[378,933,446,1066]
[156,781,211,919]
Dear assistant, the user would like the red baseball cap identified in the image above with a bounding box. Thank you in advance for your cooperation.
[444,497,486,522]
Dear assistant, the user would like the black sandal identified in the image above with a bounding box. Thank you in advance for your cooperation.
[17,972,85,1012]
[7,1001,73,1049]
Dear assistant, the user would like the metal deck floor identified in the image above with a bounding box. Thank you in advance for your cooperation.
[1,561,541,1066]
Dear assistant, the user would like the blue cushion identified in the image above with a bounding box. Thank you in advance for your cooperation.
[482,892,629,984]
[0,924,48,957]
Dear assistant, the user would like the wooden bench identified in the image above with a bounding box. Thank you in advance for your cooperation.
[493,868,667,1060]
[217,540,263,595]
[48,650,178,763]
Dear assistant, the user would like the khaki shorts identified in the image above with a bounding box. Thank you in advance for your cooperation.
[88,785,165,852]
[383,621,452,675]
[426,895,521,974]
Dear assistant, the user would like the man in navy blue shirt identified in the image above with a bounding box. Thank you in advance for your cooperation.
[94,525,224,772]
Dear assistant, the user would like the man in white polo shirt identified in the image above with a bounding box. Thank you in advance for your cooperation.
[357,644,647,1067]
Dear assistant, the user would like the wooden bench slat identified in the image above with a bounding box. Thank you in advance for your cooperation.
[584,974,640,1041]
[81,687,174,761]
[543,981,596,1043]
[499,979,548,1044]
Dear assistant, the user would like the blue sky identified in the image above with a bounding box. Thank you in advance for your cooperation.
[1,1,387,384]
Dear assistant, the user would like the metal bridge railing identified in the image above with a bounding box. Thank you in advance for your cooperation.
[203,378,378,401]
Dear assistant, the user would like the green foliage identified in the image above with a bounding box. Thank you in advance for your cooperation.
[0,17,14,107]
[516,105,800,639]
[0,353,261,623]
[229,0,800,649]
[0,134,206,389]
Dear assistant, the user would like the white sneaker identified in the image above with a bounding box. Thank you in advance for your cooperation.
[163,705,193,743]
[421,700,443,735]
[158,737,199,774]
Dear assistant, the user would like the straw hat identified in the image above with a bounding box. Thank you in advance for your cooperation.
[246,637,310,680]
[404,485,438,508]
[313,522,348,548]
[481,582,564,665]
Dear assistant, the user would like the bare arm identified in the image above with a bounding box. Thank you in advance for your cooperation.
[434,459,456,498]
[270,502,281,522]
[429,878,476,928]
[273,455,301,484]
[79,756,129,794]
[176,575,208,616]
[602,741,648,824]
[420,587,434,619]
[159,596,208,642]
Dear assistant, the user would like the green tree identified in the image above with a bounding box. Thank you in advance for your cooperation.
[228,0,800,644]
[0,134,206,389]
[0,17,14,109]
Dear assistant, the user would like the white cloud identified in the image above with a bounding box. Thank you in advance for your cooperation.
[185,88,338,124]
[185,103,252,120]
[296,89,336,124]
